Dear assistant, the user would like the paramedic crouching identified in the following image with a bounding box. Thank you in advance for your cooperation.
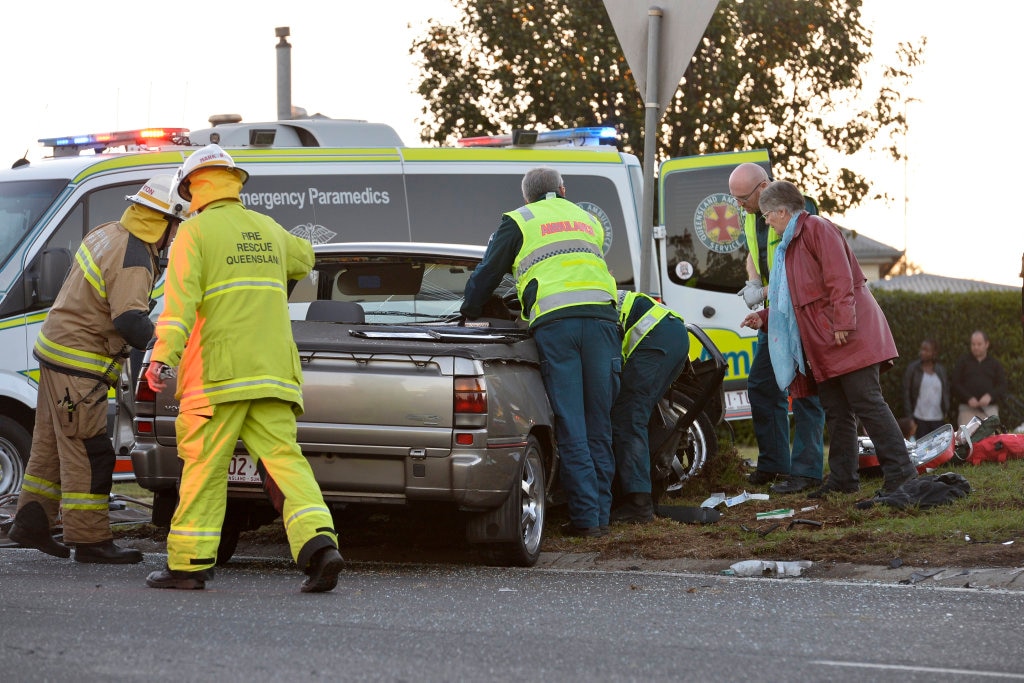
[460,167,621,538]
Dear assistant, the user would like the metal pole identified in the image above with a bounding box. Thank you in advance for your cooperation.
[640,8,662,294]
[276,27,292,121]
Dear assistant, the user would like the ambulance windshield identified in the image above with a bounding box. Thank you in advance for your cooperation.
[0,179,67,270]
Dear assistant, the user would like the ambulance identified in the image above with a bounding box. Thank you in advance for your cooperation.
[0,117,765,495]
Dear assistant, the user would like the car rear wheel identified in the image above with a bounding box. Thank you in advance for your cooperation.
[472,435,546,567]
[0,416,31,497]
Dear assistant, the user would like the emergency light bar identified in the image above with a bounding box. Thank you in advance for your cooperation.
[457,126,617,148]
[39,127,189,157]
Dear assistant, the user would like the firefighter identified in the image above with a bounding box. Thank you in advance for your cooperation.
[609,291,690,523]
[144,144,343,592]
[8,175,188,564]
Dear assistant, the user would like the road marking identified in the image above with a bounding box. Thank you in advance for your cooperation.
[814,661,1024,679]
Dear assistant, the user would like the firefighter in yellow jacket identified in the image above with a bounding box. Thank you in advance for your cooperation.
[144,144,343,592]
[8,175,187,564]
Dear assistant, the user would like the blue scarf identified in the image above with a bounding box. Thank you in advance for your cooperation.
[767,211,806,390]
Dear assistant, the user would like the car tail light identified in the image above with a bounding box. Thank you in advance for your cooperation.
[135,371,156,402]
[454,377,486,414]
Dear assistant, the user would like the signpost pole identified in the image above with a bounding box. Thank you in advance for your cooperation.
[639,8,662,294]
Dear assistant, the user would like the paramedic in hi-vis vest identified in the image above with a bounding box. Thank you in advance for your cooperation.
[730,162,825,495]
[609,291,690,523]
[8,175,188,564]
[143,144,343,592]
[461,167,621,538]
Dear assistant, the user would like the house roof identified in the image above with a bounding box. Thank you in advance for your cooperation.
[869,273,1019,294]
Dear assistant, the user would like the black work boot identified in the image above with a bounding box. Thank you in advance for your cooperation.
[7,501,70,558]
[301,546,344,593]
[146,566,214,590]
[610,492,655,524]
[74,540,143,564]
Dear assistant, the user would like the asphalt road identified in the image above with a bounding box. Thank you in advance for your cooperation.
[2,548,1023,682]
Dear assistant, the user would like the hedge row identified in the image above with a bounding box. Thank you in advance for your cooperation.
[724,288,1023,447]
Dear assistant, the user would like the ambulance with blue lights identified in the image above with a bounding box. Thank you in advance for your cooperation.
[0,118,763,495]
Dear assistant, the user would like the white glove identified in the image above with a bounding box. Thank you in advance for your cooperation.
[738,280,766,309]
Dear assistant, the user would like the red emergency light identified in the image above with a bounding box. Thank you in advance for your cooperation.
[39,127,189,157]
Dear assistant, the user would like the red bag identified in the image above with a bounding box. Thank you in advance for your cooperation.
[966,434,1024,465]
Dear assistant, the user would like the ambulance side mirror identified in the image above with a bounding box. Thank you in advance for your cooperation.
[34,247,72,306]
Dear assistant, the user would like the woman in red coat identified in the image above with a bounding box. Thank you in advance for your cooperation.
[744,180,917,498]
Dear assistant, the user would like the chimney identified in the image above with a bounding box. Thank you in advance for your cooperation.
[275,27,292,121]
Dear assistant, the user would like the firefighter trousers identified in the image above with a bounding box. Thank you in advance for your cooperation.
[168,398,337,573]
[17,366,114,544]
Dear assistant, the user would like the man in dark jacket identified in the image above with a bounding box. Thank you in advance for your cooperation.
[461,167,620,538]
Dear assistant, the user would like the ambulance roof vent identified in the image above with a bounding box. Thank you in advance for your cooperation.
[187,119,405,148]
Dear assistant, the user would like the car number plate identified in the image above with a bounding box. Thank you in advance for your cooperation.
[227,454,262,483]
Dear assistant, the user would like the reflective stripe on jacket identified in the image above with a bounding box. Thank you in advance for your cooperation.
[33,220,158,383]
[152,199,314,413]
[508,195,615,325]
[617,290,683,360]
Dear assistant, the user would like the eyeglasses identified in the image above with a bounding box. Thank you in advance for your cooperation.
[761,208,779,219]
[732,178,766,203]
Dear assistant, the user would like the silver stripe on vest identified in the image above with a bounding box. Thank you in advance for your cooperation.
[533,288,614,317]
[515,240,604,280]
[514,207,535,222]
[624,309,660,356]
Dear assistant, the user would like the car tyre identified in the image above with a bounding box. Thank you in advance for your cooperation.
[473,435,546,568]
[0,416,31,497]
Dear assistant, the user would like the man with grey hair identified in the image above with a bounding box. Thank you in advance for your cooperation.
[461,166,621,537]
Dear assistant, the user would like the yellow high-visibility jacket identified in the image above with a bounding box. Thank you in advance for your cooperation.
[152,198,313,414]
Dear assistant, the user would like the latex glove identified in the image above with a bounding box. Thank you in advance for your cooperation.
[738,280,766,309]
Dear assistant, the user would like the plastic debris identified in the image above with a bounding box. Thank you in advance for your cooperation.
[725,560,813,577]
[756,508,794,520]
[700,493,727,508]
[724,491,770,507]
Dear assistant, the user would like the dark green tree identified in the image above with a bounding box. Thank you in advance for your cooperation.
[411,0,923,214]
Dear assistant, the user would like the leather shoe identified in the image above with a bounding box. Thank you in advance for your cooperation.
[74,540,143,564]
[146,566,213,590]
[301,547,344,593]
[7,502,70,559]
[560,522,607,538]
[807,481,859,498]
[747,470,782,486]
[610,492,655,524]
[770,476,821,495]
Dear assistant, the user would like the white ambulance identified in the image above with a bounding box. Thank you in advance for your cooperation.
[0,118,765,495]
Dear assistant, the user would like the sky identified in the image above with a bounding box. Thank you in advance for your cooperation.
[3,0,1020,286]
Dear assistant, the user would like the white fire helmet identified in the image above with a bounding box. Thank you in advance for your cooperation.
[125,174,191,220]
[172,143,249,202]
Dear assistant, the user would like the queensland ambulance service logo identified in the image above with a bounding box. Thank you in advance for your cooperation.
[576,201,613,255]
[290,223,337,245]
[693,193,744,254]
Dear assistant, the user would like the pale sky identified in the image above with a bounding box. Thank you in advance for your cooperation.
[3,0,1019,286]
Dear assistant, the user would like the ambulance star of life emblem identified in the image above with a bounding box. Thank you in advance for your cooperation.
[290,224,338,245]
[693,194,744,254]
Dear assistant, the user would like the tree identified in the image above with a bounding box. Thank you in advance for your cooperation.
[411,0,923,214]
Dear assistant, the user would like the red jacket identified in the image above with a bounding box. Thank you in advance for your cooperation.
[781,212,898,383]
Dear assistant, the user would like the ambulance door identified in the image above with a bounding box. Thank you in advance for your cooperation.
[657,150,772,421]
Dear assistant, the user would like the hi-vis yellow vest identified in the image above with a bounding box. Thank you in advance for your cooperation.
[508,195,615,325]
[743,212,780,282]
[617,290,683,359]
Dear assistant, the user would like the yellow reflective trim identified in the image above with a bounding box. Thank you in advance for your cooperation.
[23,473,62,501]
[400,147,622,163]
[71,152,187,184]
[35,332,120,378]
[75,243,106,297]
[659,149,770,175]
[227,147,401,163]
